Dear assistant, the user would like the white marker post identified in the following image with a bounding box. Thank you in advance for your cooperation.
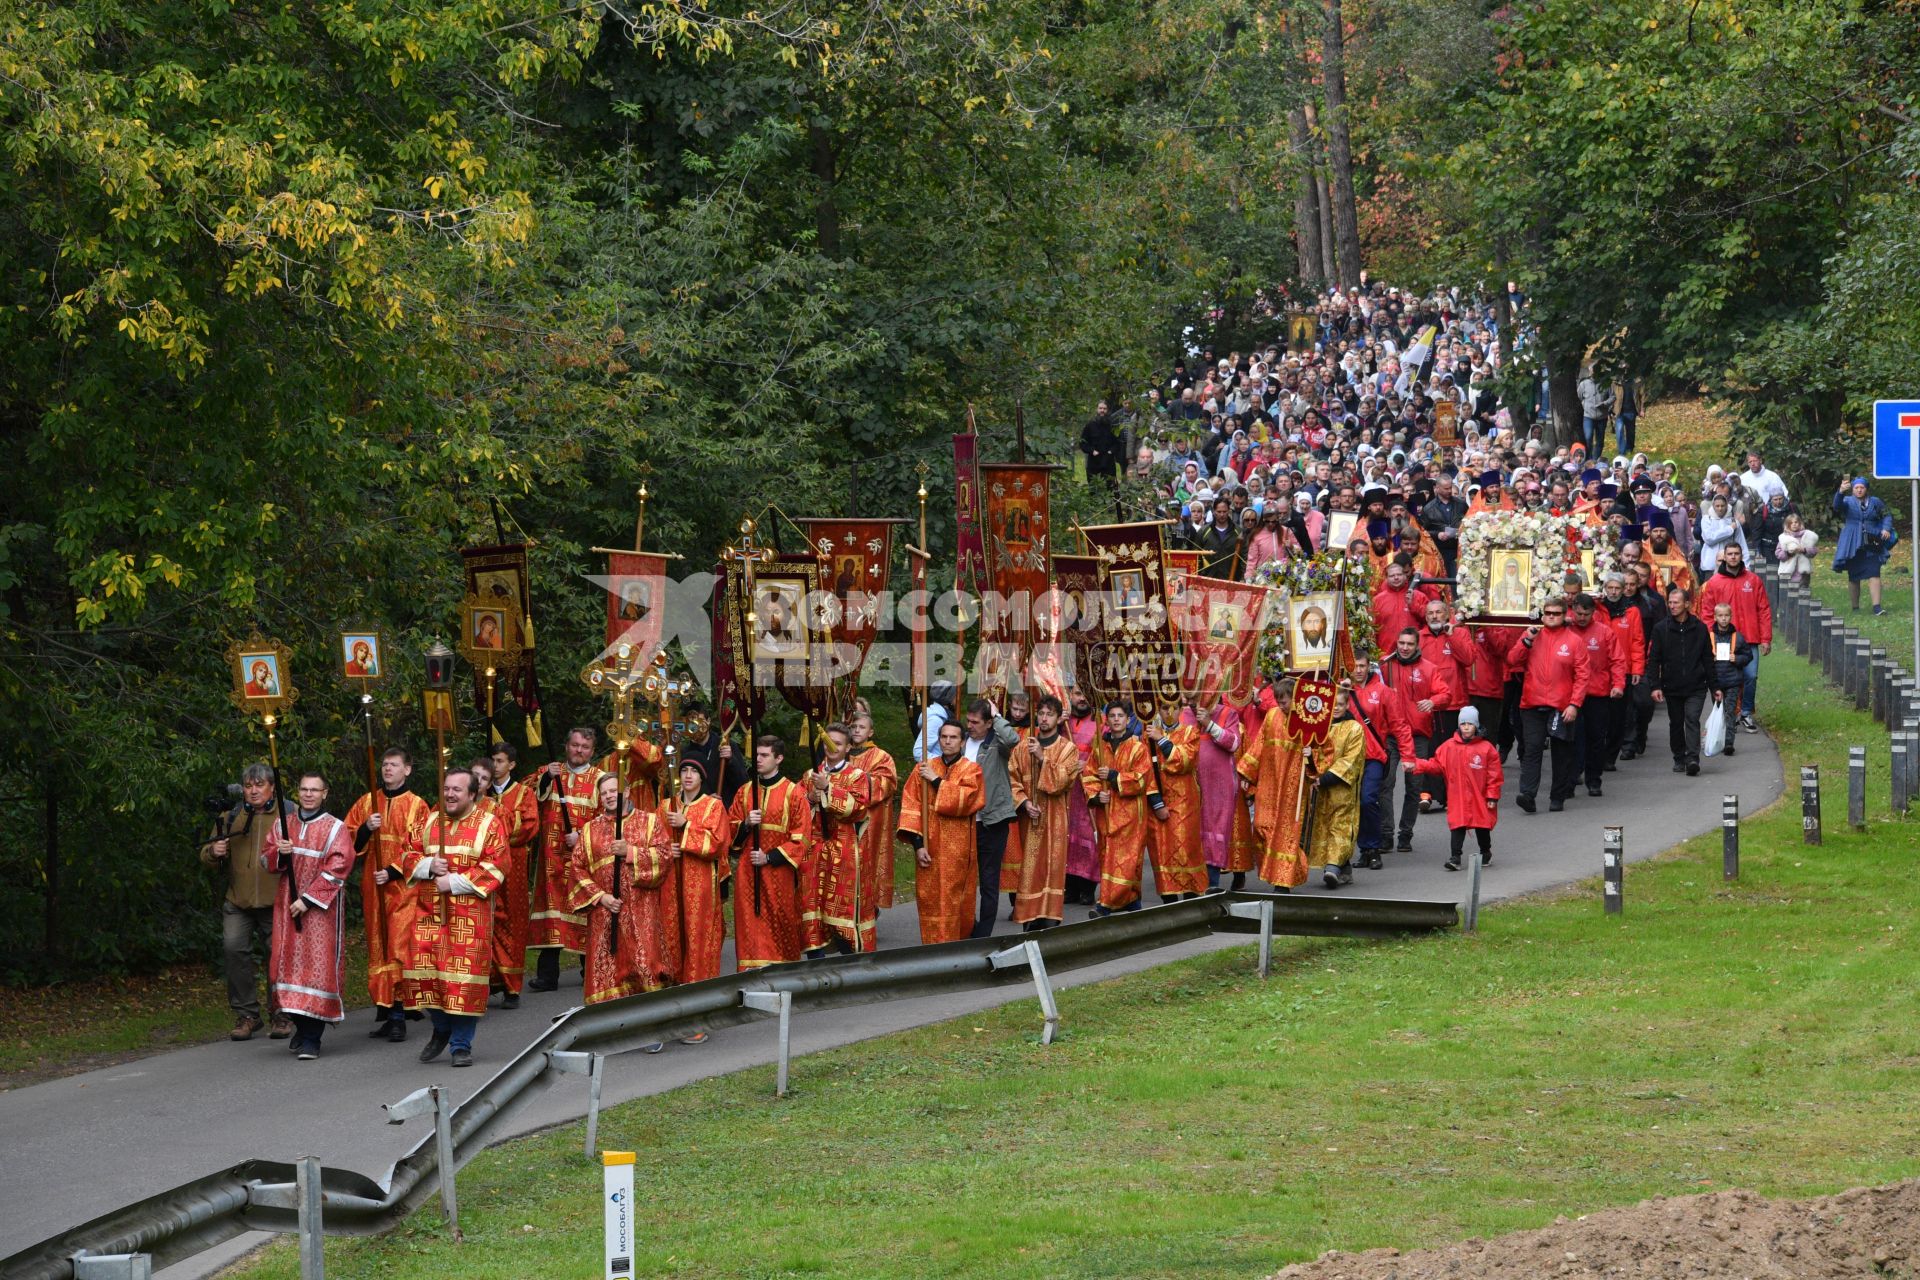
[602,1151,636,1279]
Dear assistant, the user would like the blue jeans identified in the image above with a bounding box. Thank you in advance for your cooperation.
[1741,650,1760,720]
[1358,758,1388,851]
[430,1010,477,1051]
[1582,416,1605,451]
[1614,412,1637,454]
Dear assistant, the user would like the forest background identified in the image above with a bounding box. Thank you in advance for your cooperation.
[1,0,1915,976]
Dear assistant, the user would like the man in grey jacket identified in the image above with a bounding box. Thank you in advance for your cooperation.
[963,698,1020,938]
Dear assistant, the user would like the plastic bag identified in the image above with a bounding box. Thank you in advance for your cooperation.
[1702,701,1726,758]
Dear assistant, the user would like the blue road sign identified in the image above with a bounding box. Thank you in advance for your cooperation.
[1873,400,1920,480]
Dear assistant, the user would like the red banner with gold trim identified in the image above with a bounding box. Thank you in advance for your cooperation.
[1174,575,1274,707]
[795,518,898,662]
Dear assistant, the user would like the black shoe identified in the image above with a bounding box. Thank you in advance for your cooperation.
[369,1016,394,1038]
[1443,858,1461,872]
[1587,786,1603,798]
[1395,836,1412,853]
[1364,851,1383,870]
[526,978,558,993]
[450,1048,473,1068]
[419,1033,449,1064]
[1549,799,1565,812]
[1602,763,1618,773]
[296,1042,319,1061]
[385,1019,406,1043]
[501,992,520,1009]
[1482,848,1492,865]
[1672,761,1688,773]
[1619,748,1638,761]
[1336,864,1353,886]
[1686,761,1700,776]
[1723,744,1735,757]
[1230,872,1247,892]
[1516,794,1537,813]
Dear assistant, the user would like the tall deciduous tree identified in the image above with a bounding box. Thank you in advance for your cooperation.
[1320,0,1363,289]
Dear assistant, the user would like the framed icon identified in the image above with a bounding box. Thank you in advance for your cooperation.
[1325,511,1359,553]
[1287,591,1341,672]
[225,631,298,717]
[458,592,524,670]
[339,629,386,681]
[1486,549,1535,617]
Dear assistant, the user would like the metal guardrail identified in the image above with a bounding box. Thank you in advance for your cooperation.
[4,891,1454,1280]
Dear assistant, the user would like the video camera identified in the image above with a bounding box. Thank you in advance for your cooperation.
[202,782,243,816]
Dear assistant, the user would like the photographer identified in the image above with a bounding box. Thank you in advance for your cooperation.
[198,763,294,1041]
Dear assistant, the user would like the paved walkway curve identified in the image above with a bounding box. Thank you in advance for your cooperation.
[0,737,1783,1278]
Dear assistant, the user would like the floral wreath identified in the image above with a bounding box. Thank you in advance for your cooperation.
[1457,510,1617,619]
[1252,549,1377,676]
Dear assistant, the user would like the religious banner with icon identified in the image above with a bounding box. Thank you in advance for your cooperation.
[1285,673,1337,747]
[795,517,900,660]
[460,542,542,744]
[723,554,833,722]
[952,427,987,595]
[1174,575,1274,707]
[602,550,668,665]
[1162,548,1205,614]
[1432,398,1460,446]
[979,463,1062,661]
[1052,554,1104,702]
[1078,522,1182,718]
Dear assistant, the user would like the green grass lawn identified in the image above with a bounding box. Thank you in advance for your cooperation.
[228,645,1920,1280]
[1804,539,1918,669]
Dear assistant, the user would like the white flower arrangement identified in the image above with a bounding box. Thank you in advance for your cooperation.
[1457,509,1600,619]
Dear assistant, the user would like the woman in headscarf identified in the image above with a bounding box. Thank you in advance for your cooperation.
[1696,491,1748,571]
[1831,476,1896,614]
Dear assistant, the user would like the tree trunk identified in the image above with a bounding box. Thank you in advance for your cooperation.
[1545,349,1581,452]
[809,123,841,257]
[1492,244,1525,428]
[1289,107,1323,289]
[43,763,58,962]
[1321,0,1363,290]
[1303,102,1336,287]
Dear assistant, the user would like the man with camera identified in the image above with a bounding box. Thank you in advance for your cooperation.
[199,764,295,1041]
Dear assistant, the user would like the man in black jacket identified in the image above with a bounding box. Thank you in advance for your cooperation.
[1080,401,1120,485]
[1187,496,1240,579]
[1645,585,1713,776]
[1418,476,1469,577]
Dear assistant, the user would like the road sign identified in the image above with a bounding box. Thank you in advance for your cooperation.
[1872,400,1920,480]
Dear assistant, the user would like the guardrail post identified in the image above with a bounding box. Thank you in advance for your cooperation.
[547,1051,605,1158]
[1722,794,1739,880]
[384,1084,458,1239]
[1463,846,1483,933]
[1225,900,1276,974]
[72,1255,153,1280]
[740,990,793,1096]
[1849,747,1867,830]
[989,939,1062,1043]
[1602,827,1623,915]
[296,1155,324,1280]
[1801,765,1822,845]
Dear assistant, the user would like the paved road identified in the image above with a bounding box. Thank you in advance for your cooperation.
[1,737,1782,1276]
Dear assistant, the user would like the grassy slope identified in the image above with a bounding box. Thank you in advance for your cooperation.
[228,646,1920,1280]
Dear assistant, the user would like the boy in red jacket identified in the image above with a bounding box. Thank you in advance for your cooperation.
[1406,705,1503,870]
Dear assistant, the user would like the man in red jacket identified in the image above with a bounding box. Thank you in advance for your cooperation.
[1567,593,1627,798]
[1418,598,1482,813]
[1696,543,1772,734]
[1372,560,1435,658]
[1597,573,1647,771]
[1349,656,1417,869]
[1379,627,1452,851]
[1505,597,1592,813]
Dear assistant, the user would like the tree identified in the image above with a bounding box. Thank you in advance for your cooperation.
[1320,0,1363,289]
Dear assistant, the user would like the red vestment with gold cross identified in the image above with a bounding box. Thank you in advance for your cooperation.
[402,810,507,1017]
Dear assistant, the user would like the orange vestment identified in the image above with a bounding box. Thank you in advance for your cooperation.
[1083,733,1152,910]
[345,789,429,1008]
[664,792,730,984]
[402,810,507,1016]
[728,777,810,970]
[1009,731,1081,924]
[1236,707,1310,889]
[531,765,604,955]
[566,808,674,1004]
[1146,725,1209,896]
[900,754,985,943]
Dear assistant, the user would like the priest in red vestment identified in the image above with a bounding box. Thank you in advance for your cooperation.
[528,726,604,992]
[901,720,986,943]
[483,741,541,1006]
[810,723,877,954]
[403,769,507,1068]
[728,735,810,970]
[568,774,676,1008]
[261,771,355,1060]
[346,747,430,1041]
[664,760,731,1008]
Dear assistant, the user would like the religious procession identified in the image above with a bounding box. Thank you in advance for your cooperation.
[195,277,1805,1071]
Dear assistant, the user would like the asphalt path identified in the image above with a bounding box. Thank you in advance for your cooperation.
[1,735,1782,1276]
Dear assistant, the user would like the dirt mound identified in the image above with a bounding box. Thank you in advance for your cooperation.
[1269,1181,1919,1279]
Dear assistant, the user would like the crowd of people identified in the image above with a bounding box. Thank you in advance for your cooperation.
[201,277,1871,1069]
